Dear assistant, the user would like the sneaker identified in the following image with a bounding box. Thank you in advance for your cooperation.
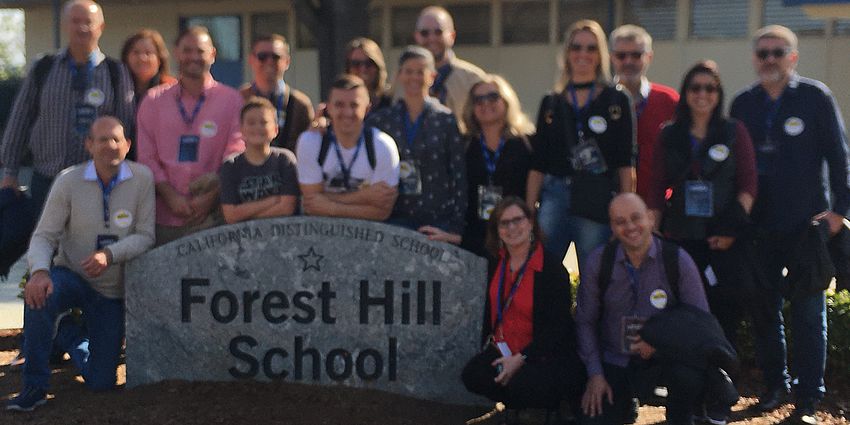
[5,386,47,412]
[793,403,818,425]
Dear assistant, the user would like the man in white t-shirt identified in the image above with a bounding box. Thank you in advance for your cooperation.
[297,74,399,220]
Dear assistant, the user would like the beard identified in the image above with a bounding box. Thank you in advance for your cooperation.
[758,66,784,84]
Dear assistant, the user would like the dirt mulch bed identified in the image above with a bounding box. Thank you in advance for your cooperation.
[0,329,848,424]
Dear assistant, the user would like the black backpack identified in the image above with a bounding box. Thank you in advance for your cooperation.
[318,126,377,169]
[597,238,681,313]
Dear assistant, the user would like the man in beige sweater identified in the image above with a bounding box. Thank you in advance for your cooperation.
[7,116,155,412]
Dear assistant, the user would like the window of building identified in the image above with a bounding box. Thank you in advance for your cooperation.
[559,0,611,40]
[391,6,420,47]
[834,19,850,36]
[502,0,549,44]
[445,3,491,45]
[762,0,824,36]
[621,0,677,41]
[690,0,749,39]
[251,13,290,46]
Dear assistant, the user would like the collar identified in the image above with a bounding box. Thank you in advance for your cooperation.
[84,161,133,183]
[614,236,659,266]
[276,79,287,96]
[59,47,106,66]
[613,75,650,100]
[755,72,800,97]
[498,241,545,273]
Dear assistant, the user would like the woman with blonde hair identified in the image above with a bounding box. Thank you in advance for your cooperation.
[461,74,535,257]
[527,19,635,261]
[345,37,392,114]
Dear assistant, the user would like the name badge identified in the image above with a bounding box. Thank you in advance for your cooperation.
[571,138,608,174]
[178,135,200,162]
[399,160,422,195]
[495,341,512,357]
[96,234,119,251]
[684,180,713,217]
[477,185,503,220]
[621,315,646,354]
[74,103,97,136]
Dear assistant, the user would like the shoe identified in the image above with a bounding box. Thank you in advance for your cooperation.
[793,403,818,425]
[5,386,47,412]
[756,387,789,412]
[696,405,729,425]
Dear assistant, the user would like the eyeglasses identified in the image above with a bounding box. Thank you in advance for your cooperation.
[348,59,376,69]
[498,215,528,229]
[755,47,790,60]
[613,51,644,61]
[255,52,282,62]
[472,91,501,106]
[418,28,443,37]
[687,83,719,94]
[569,43,598,53]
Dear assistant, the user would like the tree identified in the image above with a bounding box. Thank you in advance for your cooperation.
[0,9,24,80]
[293,0,370,99]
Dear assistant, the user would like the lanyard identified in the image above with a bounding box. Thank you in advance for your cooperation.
[330,128,364,191]
[69,53,96,92]
[568,83,596,138]
[624,259,640,314]
[430,63,452,104]
[764,93,783,139]
[400,103,425,150]
[97,173,120,229]
[480,135,505,179]
[635,96,648,120]
[495,248,534,328]
[176,86,206,127]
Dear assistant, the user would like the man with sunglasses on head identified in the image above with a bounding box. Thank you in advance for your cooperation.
[730,25,850,425]
[241,34,314,153]
[609,25,679,204]
[413,5,486,127]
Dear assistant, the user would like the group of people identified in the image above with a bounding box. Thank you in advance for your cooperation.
[2,1,848,425]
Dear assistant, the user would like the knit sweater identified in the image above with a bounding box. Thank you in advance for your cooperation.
[28,160,156,298]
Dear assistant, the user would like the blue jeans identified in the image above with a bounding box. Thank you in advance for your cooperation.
[22,267,125,391]
[537,175,611,261]
[752,234,826,403]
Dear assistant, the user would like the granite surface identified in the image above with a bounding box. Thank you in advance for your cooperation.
[125,217,487,404]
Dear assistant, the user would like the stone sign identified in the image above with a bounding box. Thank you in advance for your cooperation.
[125,217,487,404]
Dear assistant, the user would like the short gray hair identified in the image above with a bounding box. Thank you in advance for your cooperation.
[609,24,653,52]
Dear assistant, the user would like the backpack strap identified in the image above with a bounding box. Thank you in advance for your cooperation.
[318,130,332,167]
[363,126,376,170]
[32,54,55,116]
[279,86,296,148]
[104,57,123,112]
[660,238,681,305]
[597,239,620,318]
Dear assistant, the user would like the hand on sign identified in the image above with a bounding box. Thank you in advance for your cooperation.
[418,225,461,245]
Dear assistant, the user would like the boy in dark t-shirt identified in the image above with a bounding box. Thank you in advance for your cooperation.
[219,97,299,223]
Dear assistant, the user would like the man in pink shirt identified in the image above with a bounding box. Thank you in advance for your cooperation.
[137,26,244,245]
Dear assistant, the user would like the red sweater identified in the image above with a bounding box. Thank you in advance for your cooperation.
[636,83,679,201]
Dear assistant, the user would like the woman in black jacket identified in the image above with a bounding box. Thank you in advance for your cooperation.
[462,197,584,414]
[460,75,534,258]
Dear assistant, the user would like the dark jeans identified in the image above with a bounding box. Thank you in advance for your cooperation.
[752,233,826,403]
[462,347,579,409]
[577,361,703,425]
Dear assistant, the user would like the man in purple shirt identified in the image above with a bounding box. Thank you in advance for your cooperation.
[137,26,244,245]
[576,193,709,425]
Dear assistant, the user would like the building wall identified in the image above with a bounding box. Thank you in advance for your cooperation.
[18,0,850,126]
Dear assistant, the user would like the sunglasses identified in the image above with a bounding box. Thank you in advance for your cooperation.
[348,59,376,69]
[498,215,527,229]
[256,52,282,62]
[755,47,790,60]
[569,43,598,53]
[472,91,501,106]
[613,51,643,61]
[418,28,443,37]
[687,83,719,94]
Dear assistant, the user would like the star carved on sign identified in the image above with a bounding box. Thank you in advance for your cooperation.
[298,247,324,272]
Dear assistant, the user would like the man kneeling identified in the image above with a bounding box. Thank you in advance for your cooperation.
[6,117,155,411]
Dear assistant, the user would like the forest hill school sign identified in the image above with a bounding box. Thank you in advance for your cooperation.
[124,217,487,404]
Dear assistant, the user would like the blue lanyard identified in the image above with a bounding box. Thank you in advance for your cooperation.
[764,93,783,139]
[688,134,703,155]
[635,97,648,120]
[400,103,425,150]
[480,135,505,178]
[624,259,640,314]
[329,128,364,191]
[568,83,596,137]
[430,63,452,104]
[176,86,206,127]
[251,81,286,118]
[69,53,96,92]
[495,248,534,327]
[97,173,120,228]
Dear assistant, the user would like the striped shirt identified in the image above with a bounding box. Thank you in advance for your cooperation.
[0,48,135,179]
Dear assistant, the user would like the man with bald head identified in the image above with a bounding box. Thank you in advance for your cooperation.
[1,0,134,213]
[413,5,485,125]
[6,116,154,411]
[576,193,711,424]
